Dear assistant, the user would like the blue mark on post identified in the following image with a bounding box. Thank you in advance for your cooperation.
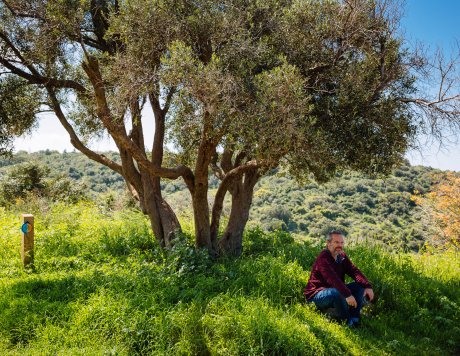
[21,222,32,234]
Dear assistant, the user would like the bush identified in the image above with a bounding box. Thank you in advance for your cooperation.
[0,162,49,204]
[0,162,88,206]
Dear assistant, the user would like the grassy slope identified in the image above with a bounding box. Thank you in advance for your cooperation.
[0,203,459,355]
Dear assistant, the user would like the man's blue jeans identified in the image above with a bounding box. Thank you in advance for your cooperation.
[307,282,365,323]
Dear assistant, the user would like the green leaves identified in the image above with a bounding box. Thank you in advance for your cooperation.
[0,161,88,205]
[0,76,41,155]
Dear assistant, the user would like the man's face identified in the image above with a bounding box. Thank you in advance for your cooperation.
[327,234,345,256]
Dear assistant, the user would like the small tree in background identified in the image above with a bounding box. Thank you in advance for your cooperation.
[0,162,87,205]
[0,162,49,204]
[414,172,460,250]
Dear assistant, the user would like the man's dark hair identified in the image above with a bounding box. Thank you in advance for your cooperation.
[326,230,345,242]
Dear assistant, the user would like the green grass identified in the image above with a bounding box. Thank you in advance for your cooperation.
[0,202,459,355]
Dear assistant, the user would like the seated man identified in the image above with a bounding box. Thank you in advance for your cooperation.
[304,230,374,327]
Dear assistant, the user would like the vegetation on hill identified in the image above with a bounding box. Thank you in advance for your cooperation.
[0,150,124,193]
[247,164,437,251]
[0,202,458,355]
[0,151,441,251]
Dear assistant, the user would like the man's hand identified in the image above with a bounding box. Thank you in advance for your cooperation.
[346,295,357,308]
[364,288,374,302]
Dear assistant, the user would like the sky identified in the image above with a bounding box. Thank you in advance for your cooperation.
[13,0,460,171]
[402,0,460,170]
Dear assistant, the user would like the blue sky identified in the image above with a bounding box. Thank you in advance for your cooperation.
[14,0,460,171]
[402,0,460,170]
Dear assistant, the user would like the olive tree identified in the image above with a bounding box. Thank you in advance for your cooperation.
[1,0,459,256]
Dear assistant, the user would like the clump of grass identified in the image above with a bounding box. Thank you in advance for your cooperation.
[0,202,459,355]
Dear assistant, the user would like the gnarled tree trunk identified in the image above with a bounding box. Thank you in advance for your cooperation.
[140,173,180,248]
[218,169,259,256]
[192,183,212,249]
[190,135,218,256]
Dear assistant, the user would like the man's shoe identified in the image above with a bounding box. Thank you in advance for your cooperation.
[346,317,360,328]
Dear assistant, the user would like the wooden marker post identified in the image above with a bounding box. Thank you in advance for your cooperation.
[21,214,34,268]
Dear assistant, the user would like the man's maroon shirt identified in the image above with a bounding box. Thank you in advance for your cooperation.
[304,249,371,300]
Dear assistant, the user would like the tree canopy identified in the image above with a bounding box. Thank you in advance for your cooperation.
[1,0,459,255]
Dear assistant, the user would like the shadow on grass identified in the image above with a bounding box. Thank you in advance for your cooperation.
[0,269,131,347]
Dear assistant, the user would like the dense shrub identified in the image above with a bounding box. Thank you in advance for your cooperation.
[0,162,87,205]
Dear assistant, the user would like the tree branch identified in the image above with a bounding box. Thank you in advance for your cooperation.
[215,160,261,201]
[401,97,460,115]
[46,87,124,175]
[233,151,246,169]
[0,31,86,92]
[2,1,43,19]
[220,147,234,173]
[211,150,225,180]
[162,86,176,115]
[82,53,195,189]
[210,161,260,243]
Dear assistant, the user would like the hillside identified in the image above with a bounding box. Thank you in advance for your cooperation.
[248,164,437,250]
[1,151,438,250]
[0,150,125,193]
